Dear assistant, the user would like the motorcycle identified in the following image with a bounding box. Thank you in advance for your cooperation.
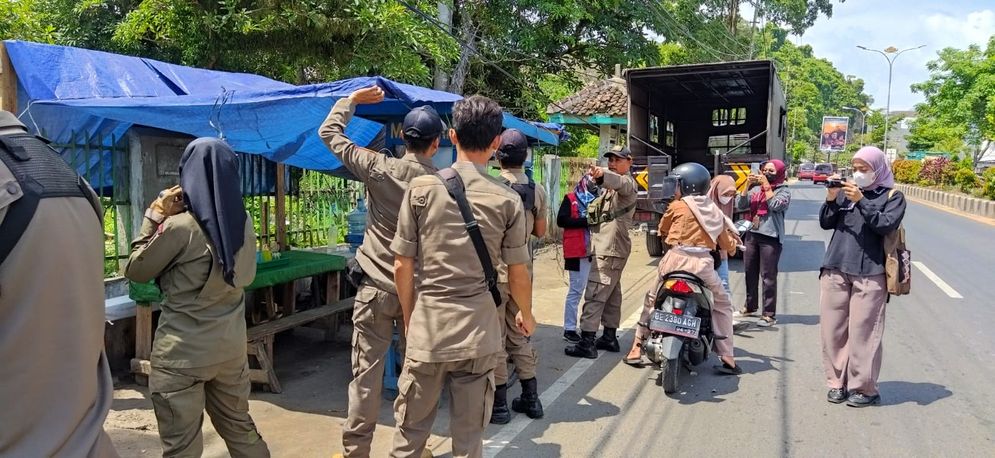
[641,211,752,394]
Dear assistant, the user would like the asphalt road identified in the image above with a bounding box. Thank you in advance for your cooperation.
[478,182,995,457]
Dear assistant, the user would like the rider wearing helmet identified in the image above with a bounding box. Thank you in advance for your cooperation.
[623,162,743,374]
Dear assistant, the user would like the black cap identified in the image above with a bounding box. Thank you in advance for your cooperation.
[499,129,529,154]
[496,128,529,165]
[402,105,444,139]
[604,145,632,159]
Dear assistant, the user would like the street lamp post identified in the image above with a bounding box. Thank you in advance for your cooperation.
[856,44,926,154]
[842,106,866,148]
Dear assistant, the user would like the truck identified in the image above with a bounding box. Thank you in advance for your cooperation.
[625,60,788,256]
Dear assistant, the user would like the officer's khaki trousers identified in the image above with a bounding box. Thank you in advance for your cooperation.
[494,286,538,386]
[391,355,498,458]
[820,270,888,395]
[579,255,628,333]
[149,356,269,458]
[343,281,404,457]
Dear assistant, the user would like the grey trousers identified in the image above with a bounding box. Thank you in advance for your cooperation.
[819,270,888,395]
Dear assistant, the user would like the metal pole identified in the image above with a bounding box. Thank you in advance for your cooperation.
[857,45,925,153]
[884,59,893,153]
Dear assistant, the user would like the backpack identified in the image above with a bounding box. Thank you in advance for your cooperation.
[883,189,911,296]
[587,189,635,226]
[0,133,102,267]
[500,176,536,212]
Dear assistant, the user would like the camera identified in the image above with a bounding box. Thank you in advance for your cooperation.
[825,177,847,188]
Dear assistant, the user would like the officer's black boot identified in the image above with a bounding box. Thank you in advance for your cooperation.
[511,377,544,419]
[595,327,621,352]
[490,383,511,424]
[565,331,598,359]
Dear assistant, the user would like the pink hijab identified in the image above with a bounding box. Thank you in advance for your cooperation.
[707,175,737,219]
[750,159,786,217]
[853,146,896,189]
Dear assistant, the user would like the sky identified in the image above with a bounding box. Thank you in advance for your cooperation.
[791,0,995,112]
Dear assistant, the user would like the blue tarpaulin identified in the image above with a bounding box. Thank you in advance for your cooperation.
[4,40,560,183]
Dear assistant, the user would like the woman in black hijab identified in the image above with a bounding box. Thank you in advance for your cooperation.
[125,138,269,457]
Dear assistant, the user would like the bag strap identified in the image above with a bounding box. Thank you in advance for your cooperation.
[436,168,502,307]
[0,177,41,267]
[608,202,636,220]
[887,189,907,245]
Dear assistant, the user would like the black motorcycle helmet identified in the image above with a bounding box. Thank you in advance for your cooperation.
[671,162,712,196]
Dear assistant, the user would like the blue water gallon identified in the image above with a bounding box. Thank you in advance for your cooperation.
[346,197,367,250]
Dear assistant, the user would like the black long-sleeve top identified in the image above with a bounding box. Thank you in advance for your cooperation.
[557,194,589,229]
[820,187,907,276]
[557,195,591,271]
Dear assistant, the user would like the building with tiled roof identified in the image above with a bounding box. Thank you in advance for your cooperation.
[547,77,628,129]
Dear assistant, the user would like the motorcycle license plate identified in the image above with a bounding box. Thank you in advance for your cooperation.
[649,309,701,339]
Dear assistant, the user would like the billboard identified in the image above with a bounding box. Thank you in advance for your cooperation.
[820,116,850,152]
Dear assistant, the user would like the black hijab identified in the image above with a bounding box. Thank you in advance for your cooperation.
[179,138,247,287]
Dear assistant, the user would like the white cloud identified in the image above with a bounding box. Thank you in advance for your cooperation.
[797,1,995,111]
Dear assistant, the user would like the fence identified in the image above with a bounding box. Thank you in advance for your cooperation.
[48,131,129,278]
[240,154,364,251]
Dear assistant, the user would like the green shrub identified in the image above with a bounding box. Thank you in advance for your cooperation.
[952,167,980,193]
[982,167,995,200]
[892,160,922,184]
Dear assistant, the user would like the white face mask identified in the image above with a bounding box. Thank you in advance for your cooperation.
[718,195,734,205]
[852,171,876,189]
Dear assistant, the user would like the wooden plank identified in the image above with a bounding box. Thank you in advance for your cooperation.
[130,358,151,386]
[135,304,153,360]
[275,162,287,250]
[280,282,296,316]
[246,298,354,340]
[0,42,17,113]
[253,340,282,393]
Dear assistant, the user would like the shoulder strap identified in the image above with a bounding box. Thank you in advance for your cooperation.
[0,135,102,267]
[435,168,503,307]
[0,177,41,266]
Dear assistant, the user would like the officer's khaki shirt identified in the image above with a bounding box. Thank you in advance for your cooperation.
[319,98,437,294]
[125,212,257,368]
[392,161,530,363]
[590,170,638,258]
[0,158,117,456]
[496,167,547,283]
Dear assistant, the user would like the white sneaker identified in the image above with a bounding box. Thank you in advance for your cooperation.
[733,309,758,318]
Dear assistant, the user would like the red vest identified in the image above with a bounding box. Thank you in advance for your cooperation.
[562,192,588,259]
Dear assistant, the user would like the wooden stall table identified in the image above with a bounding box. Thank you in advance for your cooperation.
[129,250,352,393]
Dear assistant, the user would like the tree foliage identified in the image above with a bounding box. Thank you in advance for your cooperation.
[2,0,854,161]
[911,36,995,165]
[772,41,872,162]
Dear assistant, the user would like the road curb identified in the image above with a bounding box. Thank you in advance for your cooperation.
[894,183,995,219]
[895,183,995,226]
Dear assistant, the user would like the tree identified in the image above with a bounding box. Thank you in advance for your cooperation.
[912,36,995,167]
[772,41,872,162]
[0,0,55,43]
[906,116,966,154]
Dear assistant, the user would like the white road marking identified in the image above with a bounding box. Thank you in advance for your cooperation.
[913,261,963,299]
[482,304,647,457]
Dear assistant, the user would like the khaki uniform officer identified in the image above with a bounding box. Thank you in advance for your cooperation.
[565,146,637,359]
[125,138,269,458]
[391,95,537,458]
[0,111,118,457]
[491,129,547,424]
[318,86,442,457]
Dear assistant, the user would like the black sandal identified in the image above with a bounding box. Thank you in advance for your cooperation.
[713,361,743,375]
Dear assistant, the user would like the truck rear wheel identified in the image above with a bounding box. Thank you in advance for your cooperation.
[647,231,664,257]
